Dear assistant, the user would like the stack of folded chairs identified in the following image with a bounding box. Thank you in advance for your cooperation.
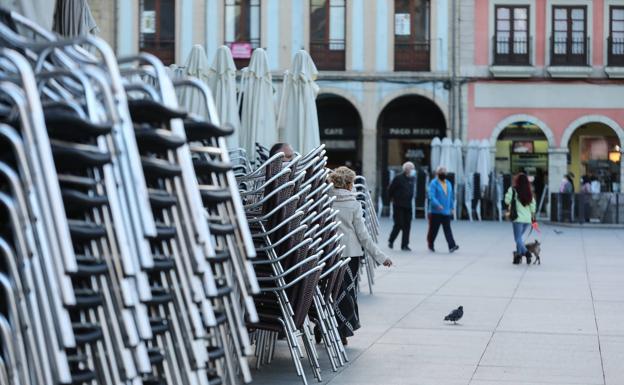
[353,176,380,294]
[0,9,258,385]
[233,144,379,384]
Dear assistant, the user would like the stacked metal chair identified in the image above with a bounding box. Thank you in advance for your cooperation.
[0,8,257,385]
[353,176,380,294]
[234,145,374,384]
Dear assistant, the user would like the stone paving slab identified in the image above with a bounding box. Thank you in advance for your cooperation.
[250,219,624,385]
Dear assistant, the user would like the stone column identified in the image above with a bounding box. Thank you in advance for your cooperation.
[548,147,569,217]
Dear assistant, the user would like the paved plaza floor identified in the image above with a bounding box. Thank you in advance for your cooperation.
[250,218,624,385]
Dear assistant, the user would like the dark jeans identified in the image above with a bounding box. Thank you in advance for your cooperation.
[389,205,411,248]
[429,213,457,250]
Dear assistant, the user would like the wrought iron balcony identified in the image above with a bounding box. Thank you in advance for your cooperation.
[394,41,430,72]
[550,36,590,66]
[607,36,624,67]
[309,40,346,71]
[492,36,532,66]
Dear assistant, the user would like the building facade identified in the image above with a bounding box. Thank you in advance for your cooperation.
[91,0,457,206]
[89,0,624,212]
[459,0,624,198]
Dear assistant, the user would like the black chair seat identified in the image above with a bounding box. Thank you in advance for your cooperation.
[72,323,103,344]
[207,375,223,385]
[71,369,96,384]
[142,377,166,385]
[148,190,177,209]
[208,250,230,264]
[74,257,108,277]
[199,188,231,205]
[44,109,112,141]
[141,157,182,179]
[135,127,186,152]
[52,143,111,170]
[208,284,233,299]
[213,311,227,326]
[193,158,232,174]
[128,99,187,124]
[208,222,235,236]
[148,348,165,365]
[153,224,176,241]
[62,189,108,211]
[70,289,103,309]
[146,255,175,272]
[207,346,226,360]
[146,287,173,305]
[58,174,99,189]
[184,120,233,141]
[149,317,169,335]
[68,220,106,241]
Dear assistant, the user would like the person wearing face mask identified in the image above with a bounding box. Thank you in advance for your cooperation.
[387,161,416,251]
[428,166,459,253]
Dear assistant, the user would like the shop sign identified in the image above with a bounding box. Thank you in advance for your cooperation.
[141,11,156,34]
[395,13,411,36]
[320,127,358,139]
[384,127,441,139]
[230,43,253,59]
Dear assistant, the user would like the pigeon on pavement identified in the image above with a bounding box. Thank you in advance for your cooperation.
[444,306,463,324]
[553,229,563,235]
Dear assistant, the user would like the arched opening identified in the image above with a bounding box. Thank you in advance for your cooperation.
[377,94,446,211]
[316,94,362,172]
[566,122,621,192]
[494,121,550,212]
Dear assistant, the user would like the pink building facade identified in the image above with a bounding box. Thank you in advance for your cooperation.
[460,0,624,198]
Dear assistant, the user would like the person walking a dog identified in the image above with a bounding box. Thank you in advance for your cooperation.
[427,166,459,253]
[387,161,416,251]
[505,173,536,264]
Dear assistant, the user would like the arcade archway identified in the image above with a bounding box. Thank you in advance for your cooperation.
[316,94,363,172]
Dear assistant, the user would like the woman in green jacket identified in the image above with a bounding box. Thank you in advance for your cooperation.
[504,173,536,264]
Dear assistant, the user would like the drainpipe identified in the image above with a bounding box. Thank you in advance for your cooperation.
[450,0,457,140]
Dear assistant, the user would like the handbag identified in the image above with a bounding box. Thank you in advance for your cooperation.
[506,188,518,221]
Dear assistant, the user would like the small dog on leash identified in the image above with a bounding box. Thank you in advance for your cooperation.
[525,240,541,264]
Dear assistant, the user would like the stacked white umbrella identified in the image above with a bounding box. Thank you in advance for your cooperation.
[464,139,479,177]
[238,48,277,158]
[4,0,56,30]
[277,50,321,154]
[52,0,98,37]
[207,45,241,148]
[476,139,492,189]
[453,139,464,184]
[438,137,454,172]
[177,44,211,118]
[430,137,441,172]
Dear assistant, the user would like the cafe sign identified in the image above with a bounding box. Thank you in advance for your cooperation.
[384,127,442,139]
[320,127,358,139]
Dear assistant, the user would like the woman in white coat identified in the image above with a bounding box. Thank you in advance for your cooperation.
[328,167,392,344]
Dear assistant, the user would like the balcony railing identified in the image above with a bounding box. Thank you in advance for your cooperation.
[550,36,590,66]
[492,36,532,66]
[394,41,430,71]
[309,40,346,71]
[607,36,624,67]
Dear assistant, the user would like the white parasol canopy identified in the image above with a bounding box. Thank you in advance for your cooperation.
[177,44,211,118]
[207,45,240,148]
[2,0,56,30]
[438,137,454,172]
[464,139,479,176]
[277,50,321,154]
[52,0,98,37]
[238,48,277,158]
[453,138,464,184]
[476,139,492,188]
[430,136,441,172]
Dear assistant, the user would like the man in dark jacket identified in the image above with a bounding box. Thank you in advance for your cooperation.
[388,161,415,251]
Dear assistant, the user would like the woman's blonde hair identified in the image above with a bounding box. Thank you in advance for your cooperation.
[328,166,356,189]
